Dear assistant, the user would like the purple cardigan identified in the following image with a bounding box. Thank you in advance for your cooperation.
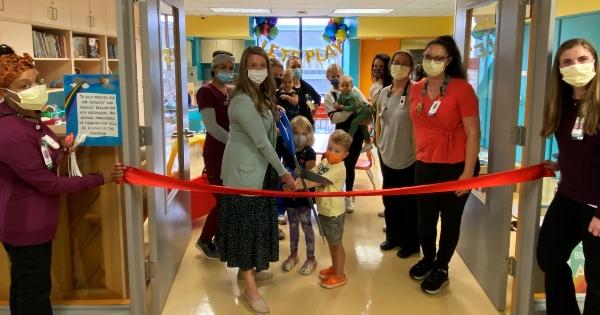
[0,102,104,246]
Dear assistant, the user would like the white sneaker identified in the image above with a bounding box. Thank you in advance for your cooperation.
[345,197,354,213]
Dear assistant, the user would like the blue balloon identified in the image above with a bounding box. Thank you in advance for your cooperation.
[325,24,337,36]
[330,35,336,42]
[255,17,266,25]
[338,24,349,31]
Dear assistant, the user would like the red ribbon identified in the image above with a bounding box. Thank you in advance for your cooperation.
[124,164,554,197]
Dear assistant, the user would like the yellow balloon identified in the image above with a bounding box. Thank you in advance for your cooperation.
[305,49,315,63]
[336,29,347,42]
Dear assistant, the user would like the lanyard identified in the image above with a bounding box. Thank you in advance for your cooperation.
[417,75,450,114]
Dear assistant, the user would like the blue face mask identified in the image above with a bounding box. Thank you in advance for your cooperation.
[330,79,339,88]
[293,69,302,79]
[215,71,234,83]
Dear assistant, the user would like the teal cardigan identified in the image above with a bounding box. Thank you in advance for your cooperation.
[220,93,286,189]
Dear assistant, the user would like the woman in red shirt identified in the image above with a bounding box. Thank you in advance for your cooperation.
[408,35,481,295]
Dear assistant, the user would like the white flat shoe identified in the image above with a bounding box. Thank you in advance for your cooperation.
[243,291,269,314]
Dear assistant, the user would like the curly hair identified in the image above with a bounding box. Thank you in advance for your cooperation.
[0,53,35,88]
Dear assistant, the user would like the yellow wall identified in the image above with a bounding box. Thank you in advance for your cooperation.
[556,0,600,17]
[186,16,250,39]
[357,16,454,39]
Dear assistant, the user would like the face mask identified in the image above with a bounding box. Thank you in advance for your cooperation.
[326,151,346,164]
[293,134,308,149]
[422,60,446,77]
[215,71,234,83]
[329,79,340,88]
[248,69,268,85]
[390,65,411,80]
[560,63,596,87]
[5,85,48,111]
[293,69,302,80]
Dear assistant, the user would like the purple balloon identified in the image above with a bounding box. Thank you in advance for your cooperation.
[268,17,278,25]
[330,35,336,42]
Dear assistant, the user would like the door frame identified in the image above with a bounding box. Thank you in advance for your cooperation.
[454,0,526,310]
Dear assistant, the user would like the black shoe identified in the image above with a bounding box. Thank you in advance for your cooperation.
[421,267,449,295]
[397,248,420,259]
[196,240,220,260]
[379,240,400,251]
[409,259,434,280]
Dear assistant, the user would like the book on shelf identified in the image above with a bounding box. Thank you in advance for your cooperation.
[72,37,88,58]
[107,42,117,59]
[88,38,99,58]
[32,30,67,59]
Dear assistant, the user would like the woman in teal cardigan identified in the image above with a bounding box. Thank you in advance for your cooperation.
[218,46,295,314]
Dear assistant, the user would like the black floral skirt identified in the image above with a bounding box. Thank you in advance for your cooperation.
[217,166,279,271]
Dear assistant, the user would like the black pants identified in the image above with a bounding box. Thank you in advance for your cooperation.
[380,160,419,251]
[537,192,600,315]
[2,241,53,315]
[343,130,363,191]
[415,161,472,269]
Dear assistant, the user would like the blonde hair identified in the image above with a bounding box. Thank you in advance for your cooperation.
[329,129,352,151]
[286,55,302,69]
[340,75,353,87]
[326,63,343,77]
[291,116,315,146]
[233,46,278,115]
[542,38,600,136]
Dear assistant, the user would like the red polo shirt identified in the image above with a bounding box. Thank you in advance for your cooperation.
[410,78,479,164]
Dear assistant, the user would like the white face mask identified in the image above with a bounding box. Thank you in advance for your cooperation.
[560,62,596,87]
[422,60,446,77]
[390,65,411,80]
[248,69,269,85]
[5,85,48,111]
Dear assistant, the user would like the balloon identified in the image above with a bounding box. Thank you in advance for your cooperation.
[322,33,330,42]
[333,17,344,24]
[338,23,349,31]
[268,17,278,25]
[329,35,336,42]
[325,24,337,36]
[335,29,347,42]
[254,25,262,37]
[268,26,279,39]
[261,24,270,36]
[255,17,266,25]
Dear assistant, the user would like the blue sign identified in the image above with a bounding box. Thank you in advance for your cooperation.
[65,74,122,146]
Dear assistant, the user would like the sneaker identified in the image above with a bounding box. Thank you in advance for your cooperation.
[319,266,335,280]
[360,143,373,153]
[320,274,347,289]
[195,240,220,260]
[345,197,354,213]
[409,259,434,280]
[278,214,287,225]
[421,267,449,295]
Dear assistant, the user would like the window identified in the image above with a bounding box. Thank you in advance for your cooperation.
[256,17,345,96]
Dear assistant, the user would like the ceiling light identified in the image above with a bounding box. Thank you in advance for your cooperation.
[210,8,271,14]
[332,9,394,14]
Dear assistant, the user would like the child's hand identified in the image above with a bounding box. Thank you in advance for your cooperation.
[335,103,343,110]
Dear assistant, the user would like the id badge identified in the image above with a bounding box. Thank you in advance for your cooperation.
[378,105,387,118]
[571,117,584,140]
[399,96,406,109]
[428,100,442,116]
[42,135,60,149]
[41,144,54,169]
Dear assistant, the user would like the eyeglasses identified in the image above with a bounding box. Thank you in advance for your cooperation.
[423,55,449,63]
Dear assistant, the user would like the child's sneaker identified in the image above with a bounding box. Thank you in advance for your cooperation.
[320,274,347,289]
[319,266,335,280]
[360,142,373,153]
[345,197,354,213]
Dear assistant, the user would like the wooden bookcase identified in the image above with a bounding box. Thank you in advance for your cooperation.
[0,0,128,305]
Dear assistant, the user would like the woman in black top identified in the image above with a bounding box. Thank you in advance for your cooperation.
[286,56,321,125]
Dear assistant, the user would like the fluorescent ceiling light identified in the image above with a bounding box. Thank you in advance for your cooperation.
[210,8,271,14]
[333,9,394,14]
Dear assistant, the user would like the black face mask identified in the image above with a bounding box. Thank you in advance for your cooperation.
[274,77,282,87]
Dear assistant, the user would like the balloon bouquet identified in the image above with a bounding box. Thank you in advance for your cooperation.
[254,17,280,40]
[322,17,349,43]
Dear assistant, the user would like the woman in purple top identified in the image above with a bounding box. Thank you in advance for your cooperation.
[537,38,600,315]
[0,51,124,314]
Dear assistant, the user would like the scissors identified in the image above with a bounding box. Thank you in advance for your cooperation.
[277,113,331,240]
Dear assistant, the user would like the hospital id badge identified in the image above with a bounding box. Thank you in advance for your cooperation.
[428,100,442,116]
[571,117,584,140]
[399,95,406,109]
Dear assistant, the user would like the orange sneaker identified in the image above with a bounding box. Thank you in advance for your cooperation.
[320,274,347,289]
[319,266,334,280]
